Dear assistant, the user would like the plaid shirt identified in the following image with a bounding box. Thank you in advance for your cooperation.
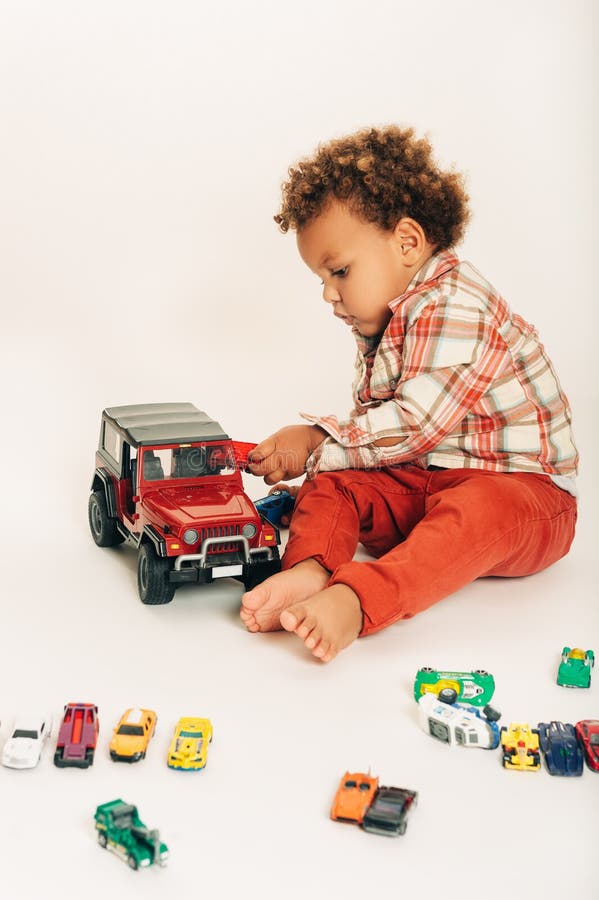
[302,251,578,481]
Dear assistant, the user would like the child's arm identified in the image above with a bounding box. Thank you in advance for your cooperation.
[302,297,511,473]
[247,424,327,484]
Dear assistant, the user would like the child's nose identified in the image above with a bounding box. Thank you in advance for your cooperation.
[322,283,341,304]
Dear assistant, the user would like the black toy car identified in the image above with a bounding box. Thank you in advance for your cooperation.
[362,786,418,837]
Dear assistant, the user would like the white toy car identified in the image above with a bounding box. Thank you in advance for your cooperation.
[418,691,501,749]
[2,716,52,769]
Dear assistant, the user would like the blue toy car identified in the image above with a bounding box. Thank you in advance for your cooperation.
[254,490,296,527]
[538,721,584,776]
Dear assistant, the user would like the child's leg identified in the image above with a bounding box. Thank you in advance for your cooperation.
[240,466,428,634]
[327,468,577,636]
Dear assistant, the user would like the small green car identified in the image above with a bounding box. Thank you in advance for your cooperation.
[94,799,169,870]
[413,667,495,707]
[557,647,595,688]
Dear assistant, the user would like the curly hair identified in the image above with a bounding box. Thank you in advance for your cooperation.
[274,126,470,249]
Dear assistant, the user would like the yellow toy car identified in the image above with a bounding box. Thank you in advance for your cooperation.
[500,723,541,771]
[110,708,157,762]
[167,717,213,770]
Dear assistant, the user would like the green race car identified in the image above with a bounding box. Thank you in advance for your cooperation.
[413,667,495,707]
[557,647,594,688]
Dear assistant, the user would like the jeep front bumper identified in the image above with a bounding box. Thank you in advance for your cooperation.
[169,535,280,584]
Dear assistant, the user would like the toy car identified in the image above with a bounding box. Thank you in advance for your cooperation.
[167,717,212,770]
[500,723,541,771]
[109,708,157,762]
[538,721,584,776]
[418,690,501,749]
[575,719,599,772]
[54,703,99,768]
[330,772,379,824]
[557,646,594,688]
[254,489,296,526]
[2,716,51,769]
[95,800,168,870]
[89,403,282,605]
[362,786,418,837]
[413,667,495,707]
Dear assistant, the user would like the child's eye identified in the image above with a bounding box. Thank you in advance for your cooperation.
[332,267,348,278]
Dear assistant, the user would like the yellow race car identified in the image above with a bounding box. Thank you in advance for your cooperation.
[167,717,213,770]
[500,723,541,771]
[109,708,157,762]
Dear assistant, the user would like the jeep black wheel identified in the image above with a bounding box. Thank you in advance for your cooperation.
[88,491,124,547]
[97,832,107,848]
[137,543,176,605]
[127,855,138,870]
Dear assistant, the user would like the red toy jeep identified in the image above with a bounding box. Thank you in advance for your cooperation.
[89,403,281,605]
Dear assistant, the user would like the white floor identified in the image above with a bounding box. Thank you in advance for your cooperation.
[0,461,596,899]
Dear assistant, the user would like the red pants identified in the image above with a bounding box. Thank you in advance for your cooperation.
[282,466,577,636]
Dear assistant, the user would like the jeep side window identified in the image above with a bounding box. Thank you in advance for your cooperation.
[102,420,122,466]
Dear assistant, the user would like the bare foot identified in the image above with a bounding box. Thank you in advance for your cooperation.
[240,559,329,633]
[279,584,363,663]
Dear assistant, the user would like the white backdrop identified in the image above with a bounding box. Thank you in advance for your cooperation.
[0,2,597,898]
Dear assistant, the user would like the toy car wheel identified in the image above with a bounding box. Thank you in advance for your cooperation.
[473,669,489,676]
[53,748,64,767]
[420,667,434,673]
[88,491,125,548]
[85,749,94,766]
[127,855,138,870]
[438,688,458,705]
[483,704,501,722]
[97,832,107,848]
[137,543,176,605]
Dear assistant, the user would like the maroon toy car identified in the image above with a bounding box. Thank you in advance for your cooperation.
[575,719,599,771]
[54,703,99,768]
[89,403,281,605]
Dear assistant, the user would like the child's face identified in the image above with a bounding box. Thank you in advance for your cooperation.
[296,201,420,337]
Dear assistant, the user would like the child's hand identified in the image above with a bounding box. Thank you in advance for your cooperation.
[248,425,326,484]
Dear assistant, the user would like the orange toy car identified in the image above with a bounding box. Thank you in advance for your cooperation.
[330,772,379,824]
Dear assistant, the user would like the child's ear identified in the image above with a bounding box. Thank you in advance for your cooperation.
[393,217,427,261]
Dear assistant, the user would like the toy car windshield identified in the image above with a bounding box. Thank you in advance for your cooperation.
[117,724,145,736]
[142,445,236,481]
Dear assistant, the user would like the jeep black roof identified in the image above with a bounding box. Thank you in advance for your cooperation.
[103,403,230,447]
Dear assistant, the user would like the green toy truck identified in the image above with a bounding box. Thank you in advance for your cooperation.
[94,799,169,870]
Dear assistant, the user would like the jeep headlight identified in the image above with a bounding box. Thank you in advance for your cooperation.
[242,523,257,539]
[183,528,199,545]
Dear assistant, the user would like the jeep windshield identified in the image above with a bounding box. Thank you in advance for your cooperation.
[141,444,236,481]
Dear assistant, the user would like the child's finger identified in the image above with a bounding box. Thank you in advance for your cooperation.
[264,467,288,486]
[248,436,276,464]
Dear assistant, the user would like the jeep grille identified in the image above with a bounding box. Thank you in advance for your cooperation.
[201,525,242,554]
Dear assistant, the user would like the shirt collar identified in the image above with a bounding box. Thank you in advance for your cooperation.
[387,249,459,312]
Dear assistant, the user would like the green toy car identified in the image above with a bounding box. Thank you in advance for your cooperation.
[413,667,495,707]
[94,799,169,870]
[557,647,595,688]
